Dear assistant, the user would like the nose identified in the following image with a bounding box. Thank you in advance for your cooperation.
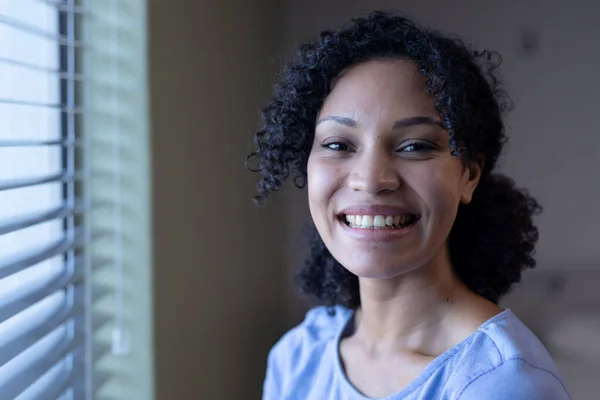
[347,150,401,195]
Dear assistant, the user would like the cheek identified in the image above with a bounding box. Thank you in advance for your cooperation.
[409,162,463,220]
[307,157,338,215]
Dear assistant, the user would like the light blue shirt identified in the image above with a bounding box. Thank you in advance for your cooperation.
[263,306,571,399]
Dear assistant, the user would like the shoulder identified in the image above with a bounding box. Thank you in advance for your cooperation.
[456,358,571,400]
[270,305,352,357]
[263,306,352,399]
[454,310,570,399]
[268,305,352,363]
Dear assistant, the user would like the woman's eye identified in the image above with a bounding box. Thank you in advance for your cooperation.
[400,142,436,153]
[322,141,351,151]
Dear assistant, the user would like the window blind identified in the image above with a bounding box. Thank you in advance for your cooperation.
[0,1,86,398]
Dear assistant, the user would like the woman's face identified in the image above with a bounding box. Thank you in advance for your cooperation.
[307,59,481,279]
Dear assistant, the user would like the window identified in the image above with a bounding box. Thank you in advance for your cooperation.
[0,0,83,398]
[0,1,152,398]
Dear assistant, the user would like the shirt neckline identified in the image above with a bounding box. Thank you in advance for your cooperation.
[333,308,514,400]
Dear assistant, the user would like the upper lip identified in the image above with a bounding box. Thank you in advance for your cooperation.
[339,204,420,216]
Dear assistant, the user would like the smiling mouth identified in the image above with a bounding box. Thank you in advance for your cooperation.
[341,214,421,229]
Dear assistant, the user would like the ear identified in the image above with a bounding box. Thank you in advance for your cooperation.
[460,156,484,204]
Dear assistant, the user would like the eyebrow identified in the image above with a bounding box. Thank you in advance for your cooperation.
[316,115,358,128]
[393,116,446,130]
[316,115,446,130]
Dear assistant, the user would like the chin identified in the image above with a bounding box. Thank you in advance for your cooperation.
[337,252,424,280]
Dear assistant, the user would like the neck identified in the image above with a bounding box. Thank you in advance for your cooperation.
[353,245,479,355]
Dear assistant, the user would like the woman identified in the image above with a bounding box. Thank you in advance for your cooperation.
[247,11,571,400]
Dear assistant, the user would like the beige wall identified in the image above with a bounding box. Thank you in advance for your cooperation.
[148,1,286,398]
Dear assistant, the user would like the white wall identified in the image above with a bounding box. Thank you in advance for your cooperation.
[282,1,600,398]
[149,1,286,398]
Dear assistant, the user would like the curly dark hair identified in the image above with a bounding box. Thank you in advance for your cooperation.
[246,10,541,308]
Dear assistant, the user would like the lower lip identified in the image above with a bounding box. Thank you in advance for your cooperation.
[338,218,418,242]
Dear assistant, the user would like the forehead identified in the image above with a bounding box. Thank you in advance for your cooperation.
[318,59,438,123]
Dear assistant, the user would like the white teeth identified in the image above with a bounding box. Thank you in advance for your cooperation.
[361,215,373,228]
[343,214,417,229]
